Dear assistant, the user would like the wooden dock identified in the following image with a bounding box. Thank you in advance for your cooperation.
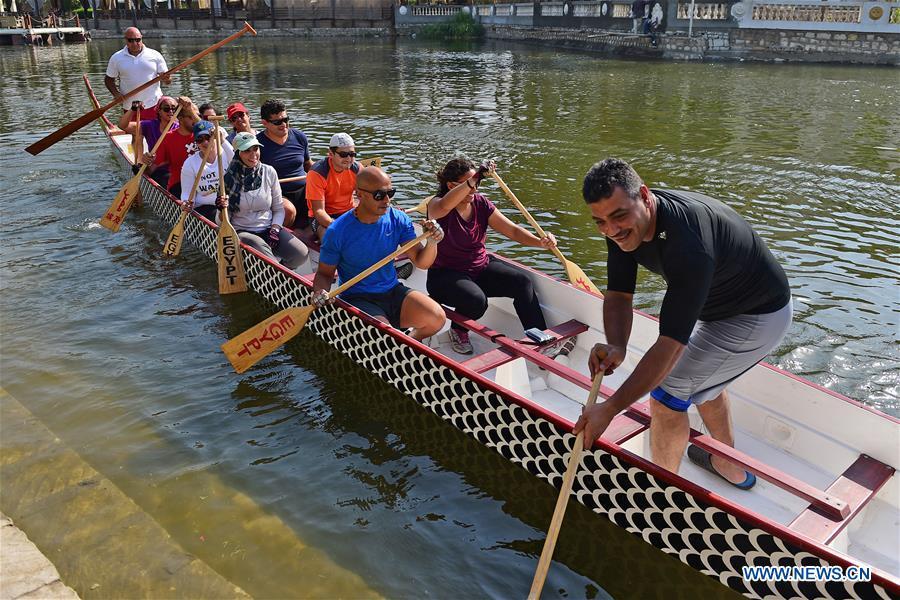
[0,15,88,46]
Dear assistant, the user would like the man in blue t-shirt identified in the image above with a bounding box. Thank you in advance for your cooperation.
[312,167,446,340]
[256,98,311,229]
[574,158,792,491]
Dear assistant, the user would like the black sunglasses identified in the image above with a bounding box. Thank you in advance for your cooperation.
[126,37,142,42]
[266,117,289,126]
[335,150,357,158]
[229,112,246,122]
[361,188,396,201]
[159,105,177,112]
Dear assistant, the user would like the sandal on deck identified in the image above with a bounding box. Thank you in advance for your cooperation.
[687,445,757,490]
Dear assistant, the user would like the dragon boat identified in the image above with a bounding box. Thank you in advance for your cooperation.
[86,76,899,599]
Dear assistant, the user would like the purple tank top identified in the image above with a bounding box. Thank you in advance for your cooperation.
[432,193,496,276]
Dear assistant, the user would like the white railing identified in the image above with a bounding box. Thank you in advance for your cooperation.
[612,2,632,17]
[515,2,534,16]
[678,2,729,19]
[477,4,492,15]
[751,3,860,22]
[543,2,565,15]
[411,5,462,16]
[495,3,513,15]
[573,2,603,16]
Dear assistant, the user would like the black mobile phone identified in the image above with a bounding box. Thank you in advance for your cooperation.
[525,327,554,344]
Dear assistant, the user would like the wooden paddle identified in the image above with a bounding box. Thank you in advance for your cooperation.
[162,138,217,257]
[100,105,183,232]
[358,156,382,168]
[25,23,257,156]
[222,231,430,373]
[404,195,433,216]
[278,175,307,184]
[130,105,144,205]
[211,116,248,294]
[489,171,602,295]
[528,372,604,600]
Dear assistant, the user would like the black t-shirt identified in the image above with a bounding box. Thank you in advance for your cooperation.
[606,189,790,344]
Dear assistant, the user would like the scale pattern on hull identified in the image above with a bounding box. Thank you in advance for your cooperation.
[139,177,892,600]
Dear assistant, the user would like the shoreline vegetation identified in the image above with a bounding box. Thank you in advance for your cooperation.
[418,12,484,41]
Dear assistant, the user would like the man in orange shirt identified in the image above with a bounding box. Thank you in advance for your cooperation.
[306,132,360,240]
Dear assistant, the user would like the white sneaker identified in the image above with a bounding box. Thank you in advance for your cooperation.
[448,328,473,354]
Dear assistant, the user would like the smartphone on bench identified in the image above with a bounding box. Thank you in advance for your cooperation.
[525,327,554,345]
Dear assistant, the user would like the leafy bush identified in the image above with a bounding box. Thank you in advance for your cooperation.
[418,11,484,40]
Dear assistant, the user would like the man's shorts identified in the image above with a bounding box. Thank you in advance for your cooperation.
[282,187,309,230]
[651,299,793,412]
[341,283,412,328]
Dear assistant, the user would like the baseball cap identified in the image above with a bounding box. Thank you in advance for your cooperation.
[233,132,262,152]
[329,132,354,148]
[193,120,215,138]
[227,102,248,120]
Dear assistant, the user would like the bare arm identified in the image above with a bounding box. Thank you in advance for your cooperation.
[104,75,121,100]
[488,210,545,247]
[427,175,480,219]
[313,262,338,294]
[603,290,634,350]
[405,236,438,270]
[310,200,331,228]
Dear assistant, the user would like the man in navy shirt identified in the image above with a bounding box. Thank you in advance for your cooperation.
[574,158,792,490]
[256,98,311,229]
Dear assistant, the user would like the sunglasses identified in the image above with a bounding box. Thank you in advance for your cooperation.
[126,37,142,42]
[196,135,211,143]
[159,105,177,113]
[266,117,289,126]
[228,112,246,122]
[334,150,357,158]
[362,188,396,201]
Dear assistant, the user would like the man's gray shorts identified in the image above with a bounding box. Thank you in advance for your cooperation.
[650,299,793,412]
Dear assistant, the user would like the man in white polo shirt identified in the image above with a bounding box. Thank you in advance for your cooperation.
[105,27,170,121]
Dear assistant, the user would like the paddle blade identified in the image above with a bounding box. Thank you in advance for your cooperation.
[216,216,248,294]
[358,156,382,168]
[100,175,140,232]
[563,259,602,295]
[26,106,106,155]
[162,211,188,257]
[404,195,432,215]
[221,306,314,373]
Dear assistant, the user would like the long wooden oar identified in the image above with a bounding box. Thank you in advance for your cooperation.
[211,116,247,294]
[162,139,216,257]
[489,171,602,295]
[222,231,429,373]
[404,195,433,216]
[25,23,257,156]
[100,105,183,232]
[528,373,604,600]
[278,175,307,184]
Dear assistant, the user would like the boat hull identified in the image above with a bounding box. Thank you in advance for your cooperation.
[90,81,898,600]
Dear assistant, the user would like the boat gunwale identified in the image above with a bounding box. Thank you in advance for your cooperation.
[85,77,900,594]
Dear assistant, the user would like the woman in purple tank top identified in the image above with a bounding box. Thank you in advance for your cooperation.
[424,157,563,355]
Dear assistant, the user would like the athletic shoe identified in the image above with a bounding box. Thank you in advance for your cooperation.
[448,328,473,354]
[396,261,414,280]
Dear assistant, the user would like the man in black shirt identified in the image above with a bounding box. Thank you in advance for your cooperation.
[574,158,792,488]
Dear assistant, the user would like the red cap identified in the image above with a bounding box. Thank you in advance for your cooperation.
[226,102,248,119]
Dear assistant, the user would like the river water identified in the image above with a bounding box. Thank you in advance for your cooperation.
[1,35,897,598]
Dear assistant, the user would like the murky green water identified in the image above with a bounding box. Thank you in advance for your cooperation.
[1,35,897,598]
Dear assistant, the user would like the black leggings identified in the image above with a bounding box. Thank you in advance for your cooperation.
[426,256,547,332]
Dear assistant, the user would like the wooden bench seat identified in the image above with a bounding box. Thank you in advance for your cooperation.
[789,454,895,543]
[459,319,588,374]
